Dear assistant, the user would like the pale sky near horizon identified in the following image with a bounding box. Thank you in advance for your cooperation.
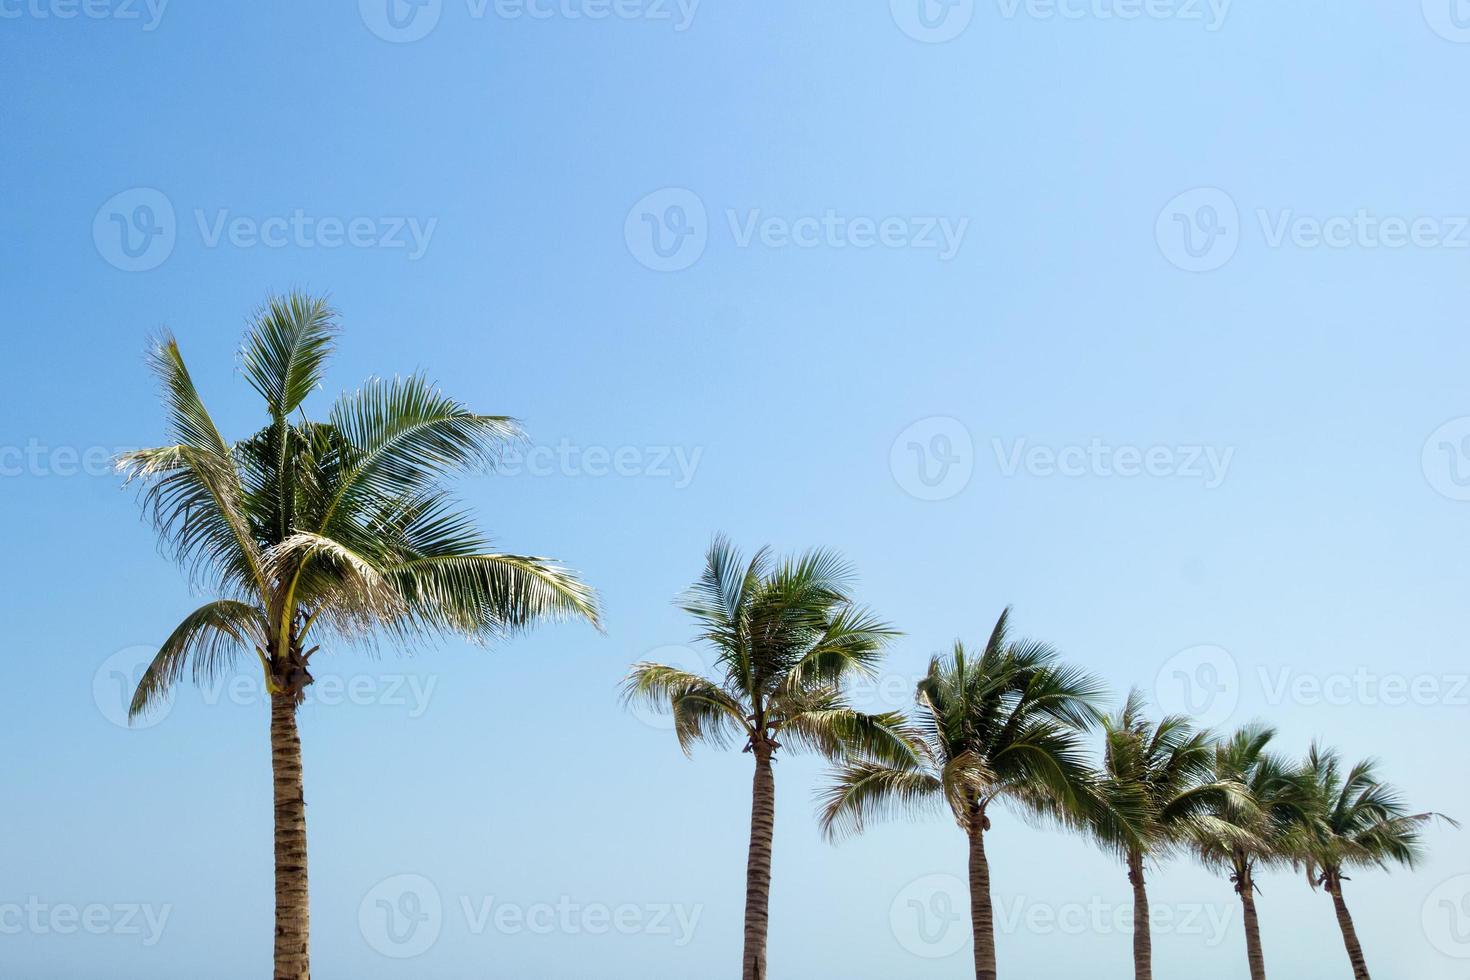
[4,3,1470,978]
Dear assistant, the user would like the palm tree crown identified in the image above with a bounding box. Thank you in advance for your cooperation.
[623,536,906,763]
[819,608,1106,839]
[120,292,599,714]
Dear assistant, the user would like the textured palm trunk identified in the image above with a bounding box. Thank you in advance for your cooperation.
[741,743,775,980]
[1127,849,1152,980]
[1326,876,1370,980]
[968,808,997,980]
[1235,863,1266,980]
[270,692,310,980]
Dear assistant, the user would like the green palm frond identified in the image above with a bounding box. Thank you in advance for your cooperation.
[129,599,268,719]
[818,759,944,841]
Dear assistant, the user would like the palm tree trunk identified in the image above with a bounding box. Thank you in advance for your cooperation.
[1127,849,1151,980]
[1326,877,1370,980]
[968,812,997,980]
[1236,864,1266,980]
[271,692,310,980]
[742,742,775,980]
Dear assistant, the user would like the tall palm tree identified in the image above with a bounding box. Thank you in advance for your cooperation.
[818,609,1108,980]
[1187,724,1300,980]
[622,538,906,980]
[119,292,599,980]
[1095,690,1239,980]
[1291,744,1454,980]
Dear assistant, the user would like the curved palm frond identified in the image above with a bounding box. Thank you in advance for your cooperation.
[129,599,268,719]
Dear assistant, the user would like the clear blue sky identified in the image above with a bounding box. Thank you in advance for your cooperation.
[4,3,1470,978]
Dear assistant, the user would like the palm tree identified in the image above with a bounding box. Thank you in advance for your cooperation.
[119,292,599,980]
[1291,744,1454,980]
[622,538,906,980]
[1095,691,1239,980]
[1187,724,1301,980]
[818,609,1107,980]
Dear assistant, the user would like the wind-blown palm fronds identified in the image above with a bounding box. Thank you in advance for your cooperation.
[623,536,902,980]
[818,609,1109,980]
[1290,744,1455,980]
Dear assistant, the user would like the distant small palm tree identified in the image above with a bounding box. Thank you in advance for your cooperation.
[121,293,599,980]
[818,609,1107,980]
[1291,744,1455,980]
[1095,691,1241,980]
[623,537,906,980]
[1187,724,1302,980]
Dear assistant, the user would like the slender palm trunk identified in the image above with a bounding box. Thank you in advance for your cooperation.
[968,806,996,980]
[742,743,775,980]
[1127,849,1151,980]
[1235,861,1266,980]
[1326,876,1370,980]
[270,692,310,980]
